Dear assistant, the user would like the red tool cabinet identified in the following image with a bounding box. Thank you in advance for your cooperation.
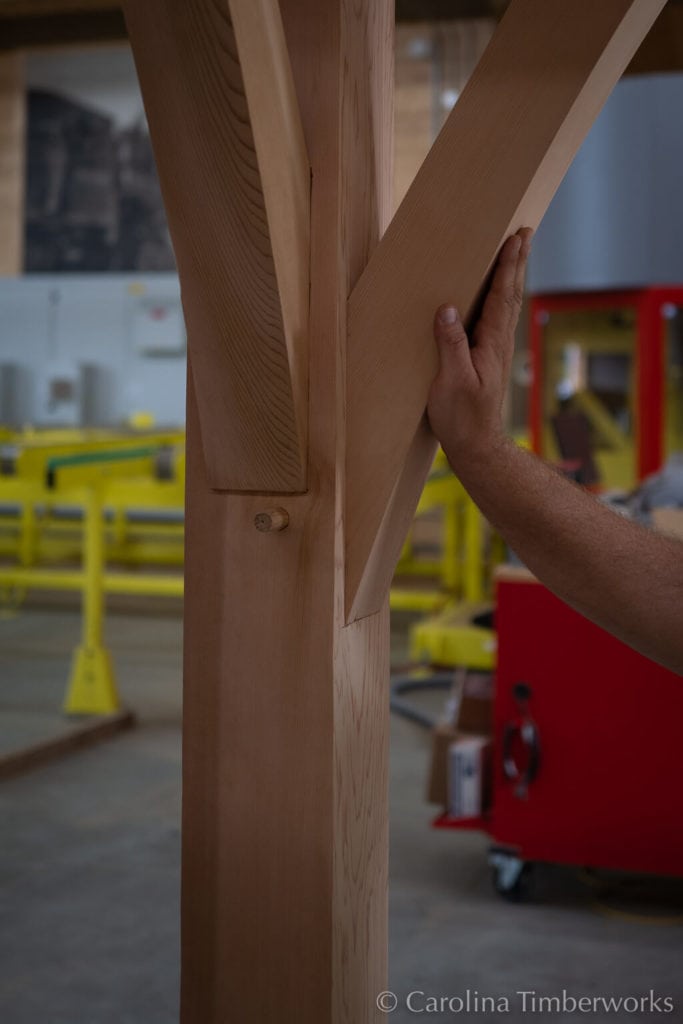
[435,570,683,895]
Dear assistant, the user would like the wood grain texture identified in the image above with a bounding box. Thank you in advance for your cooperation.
[181,415,335,1021]
[334,9,393,1021]
[229,0,310,466]
[123,0,309,493]
[344,0,667,622]
[180,0,393,1020]
[0,52,24,274]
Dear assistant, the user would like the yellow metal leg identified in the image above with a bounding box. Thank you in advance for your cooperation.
[64,486,120,715]
[65,645,118,715]
[463,497,484,604]
[18,493,39,567]
[442,497,460,594]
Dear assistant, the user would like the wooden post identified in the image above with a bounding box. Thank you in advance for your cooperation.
[0,53,25,275]
[124,0,666,1020]
[180,0,392,1016]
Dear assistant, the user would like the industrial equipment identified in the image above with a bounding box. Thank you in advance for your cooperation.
[434,568,683,897]
[0,428,185,714]
[530,286,683,491]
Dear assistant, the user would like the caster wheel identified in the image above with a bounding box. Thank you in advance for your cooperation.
[489,850,534,901]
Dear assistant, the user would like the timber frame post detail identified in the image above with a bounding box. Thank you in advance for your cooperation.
[123,1,666,1020]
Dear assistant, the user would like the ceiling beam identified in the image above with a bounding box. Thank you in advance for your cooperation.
[396,0,507,18]
[0,0,681,78]
[0,10,124,48]
[0,0,113,12]
[627,2,683,71]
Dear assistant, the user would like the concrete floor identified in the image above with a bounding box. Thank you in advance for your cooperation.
[1,606,682,1023]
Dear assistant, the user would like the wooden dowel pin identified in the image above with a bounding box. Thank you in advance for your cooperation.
[254,507,290,533]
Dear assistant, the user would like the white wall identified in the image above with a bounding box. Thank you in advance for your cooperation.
[0,48,187,429]
[0,273,186,427]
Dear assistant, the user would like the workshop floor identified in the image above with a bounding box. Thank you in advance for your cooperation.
[1,606,682,1024]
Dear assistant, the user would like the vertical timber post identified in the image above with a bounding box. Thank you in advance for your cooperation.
[0,53,25,275]
[181,2,393,1022]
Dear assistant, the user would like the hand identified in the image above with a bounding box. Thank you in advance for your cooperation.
[427,228,533,471]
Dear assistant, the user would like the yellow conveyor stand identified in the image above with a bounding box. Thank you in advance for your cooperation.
[0,430,185,715]
[390,449,502,672]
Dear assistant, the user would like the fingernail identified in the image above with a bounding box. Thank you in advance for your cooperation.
[511,235,522,255]
[438,306,458,325]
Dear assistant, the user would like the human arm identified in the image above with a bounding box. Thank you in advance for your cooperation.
[427,230,683,676]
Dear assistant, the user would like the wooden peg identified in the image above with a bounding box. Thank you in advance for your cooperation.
[254,507,290,533]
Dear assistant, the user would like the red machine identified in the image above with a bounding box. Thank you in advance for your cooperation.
[436,572,683,897]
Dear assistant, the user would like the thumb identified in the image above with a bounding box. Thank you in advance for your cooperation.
[433,305,473,383]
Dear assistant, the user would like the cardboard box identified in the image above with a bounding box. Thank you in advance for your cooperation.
[427,671,494,808]
[427,722,459,806]
[455,671,493,736]
[457,694,493,735]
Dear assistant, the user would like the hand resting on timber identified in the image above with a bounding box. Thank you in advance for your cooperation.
[427,230,683,676]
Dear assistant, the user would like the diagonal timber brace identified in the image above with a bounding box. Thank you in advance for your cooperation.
[344,0,666,622]
[124,0,310,493]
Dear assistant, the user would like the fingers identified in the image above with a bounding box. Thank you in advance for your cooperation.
[474,228,533,370]
[433,304,475,388]
[431,229,533,389]
[480,233,522,336]
[514,227,533,312]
